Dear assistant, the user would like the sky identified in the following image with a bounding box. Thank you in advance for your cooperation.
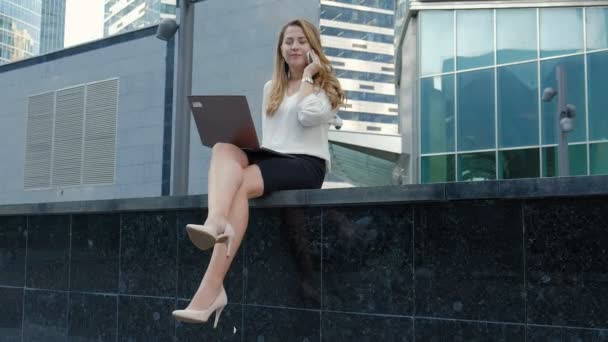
[64,0,105,48]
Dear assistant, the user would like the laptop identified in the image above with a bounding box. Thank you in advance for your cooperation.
[188,95,294,159]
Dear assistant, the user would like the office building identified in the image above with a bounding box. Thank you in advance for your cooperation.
[104,0,176,36]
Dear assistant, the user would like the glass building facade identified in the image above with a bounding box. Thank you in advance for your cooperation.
[320,0,399,135]
[104,0,176,37]
[39,0,65,54]
[417,6,608,183]
[0,0,42,64]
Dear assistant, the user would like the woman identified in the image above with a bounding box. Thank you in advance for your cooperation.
[172,18,345,327]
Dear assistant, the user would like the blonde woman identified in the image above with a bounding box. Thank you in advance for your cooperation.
[172,18,345,327]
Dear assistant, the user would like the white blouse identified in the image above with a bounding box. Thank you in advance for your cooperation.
[260,80,337,170]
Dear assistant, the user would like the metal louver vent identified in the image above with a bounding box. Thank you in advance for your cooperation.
[83,79,118,184]
[52,86,85,187]
[24,78,118,190]
[24,92,54,189]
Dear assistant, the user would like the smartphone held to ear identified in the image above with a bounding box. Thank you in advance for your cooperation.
[306,51,313,64]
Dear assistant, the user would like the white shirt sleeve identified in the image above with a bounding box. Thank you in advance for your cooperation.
[260,81,272,144]
[295,90,337,127]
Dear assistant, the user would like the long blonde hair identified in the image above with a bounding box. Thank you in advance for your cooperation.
[266,19,346,116]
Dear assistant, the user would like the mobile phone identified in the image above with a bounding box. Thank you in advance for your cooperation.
[306,51,313,64]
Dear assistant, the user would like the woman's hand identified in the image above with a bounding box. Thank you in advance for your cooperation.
[303,50,322,78]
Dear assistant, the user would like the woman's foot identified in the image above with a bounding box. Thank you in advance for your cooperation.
[173,286,228,327]
[186,217,235,256]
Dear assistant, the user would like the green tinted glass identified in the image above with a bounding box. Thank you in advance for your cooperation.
[457,10,494,70]
[587,51,608,141]
[586,7,608,51]
[590,142,608,175]
[499,148,540,179]
[421,154,455,183]
[497,9,537,64]
[457,152,496,181]
[421,75,455,154]
[542,144,588,177]
[540,8,584,58]
[420,11,454,76]
[457,69,495,151]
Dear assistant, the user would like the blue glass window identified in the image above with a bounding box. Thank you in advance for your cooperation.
[542,144,588,177]
[586,7,608,51]
[457,10,494,70]
[457,69,495,151]
[321,5,394,28]
[421,75,455,154]
[499,148,540,179]
[587,51,608,141]
[330,0,395,11]
[324,47,394,63]
[540,8,584,58]
[320,26,394,44]
[345,91,396,104]
[497,9,537,64]
[590,142,608,175]
[338,111,398,124]
[419,11,454,76]
[497,62,539,148]
[541,55,586,144]
[335,69,395,83]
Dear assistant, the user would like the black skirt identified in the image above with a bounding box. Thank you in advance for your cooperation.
[245,152,326,196]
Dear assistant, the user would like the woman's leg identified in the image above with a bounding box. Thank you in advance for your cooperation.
[204,143,249,230]
[187,164,264,309]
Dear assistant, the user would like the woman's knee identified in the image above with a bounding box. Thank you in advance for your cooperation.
[241,165,264,199]
[211,143,248,167]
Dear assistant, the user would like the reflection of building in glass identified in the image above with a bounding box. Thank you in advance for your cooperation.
[319,0,404,188]
[104,0,176,36]
[40,0,65,54]
[0,0,42,64]
[396,1,608,184]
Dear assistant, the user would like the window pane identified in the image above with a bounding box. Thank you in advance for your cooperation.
[587,51,608,141]
[542,144,588,177]
[457,69,495,151]
[586,7,608,51]
[497,9,537,64]
[421,154,455,183]
[590,142,608,175]
[421,75,455,154]
[540,8,584,58]
[457,10,494,70]
[497,62,539,148]
[420,11,454,76]
[457,152,496,181]
[499,148,540,179]
[541,55,586,144]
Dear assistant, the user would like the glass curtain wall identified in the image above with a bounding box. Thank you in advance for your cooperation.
[419,6,608,183]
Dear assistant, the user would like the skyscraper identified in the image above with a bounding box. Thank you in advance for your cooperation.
[0,0,42,64]
[104,0,176,36]
[40,0,65,54]
[320,0,397,135]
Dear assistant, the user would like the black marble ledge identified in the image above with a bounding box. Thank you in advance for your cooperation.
[1,175,608,216]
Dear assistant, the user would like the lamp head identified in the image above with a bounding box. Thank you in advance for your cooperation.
[156,18,179,41]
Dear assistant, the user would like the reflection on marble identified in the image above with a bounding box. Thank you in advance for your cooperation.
[415,201,525,322]
[322,312,413,341]
[527,325,608,341]
[245,208,322,308]
[119,212,177,297]
[0,216,26,287]
[525,198,608,328]
[175,300,242,342]
[117,295,175,341]
[67,293,117,341]
[323,206,413,315]
[244,306,320,341]
[177,210,243,304]
[26,216,71,290]
[0,287,23,341]
[70,214,120,293]
[23,290,68,342]
[415,318,525,341]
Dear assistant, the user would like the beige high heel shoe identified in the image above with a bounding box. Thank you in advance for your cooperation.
[186,219,235,257]
[172,287,228,328]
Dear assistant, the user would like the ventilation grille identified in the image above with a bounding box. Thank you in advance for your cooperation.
[24,79,118,189]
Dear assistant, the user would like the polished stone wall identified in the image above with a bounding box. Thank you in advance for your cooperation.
[1,192,607,341]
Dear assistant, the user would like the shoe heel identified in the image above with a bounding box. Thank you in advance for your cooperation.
[213,306,224,328]
[217,223,235,257]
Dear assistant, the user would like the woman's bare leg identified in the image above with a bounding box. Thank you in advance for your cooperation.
[204,143,249,231]
[187,165,264,309]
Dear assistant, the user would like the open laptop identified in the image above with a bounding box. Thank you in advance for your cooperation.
[188,95,294,159]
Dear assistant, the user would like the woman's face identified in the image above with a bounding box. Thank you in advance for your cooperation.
[281,25,311,71]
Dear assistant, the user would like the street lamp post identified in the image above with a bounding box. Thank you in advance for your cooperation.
[157,0,202,196]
